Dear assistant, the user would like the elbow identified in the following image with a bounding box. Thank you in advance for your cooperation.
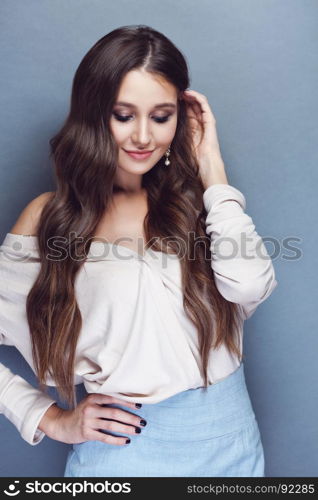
[214,262,278,306]
[235,273,278,305]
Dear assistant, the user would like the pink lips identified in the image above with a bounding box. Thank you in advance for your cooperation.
[124,150,154,160]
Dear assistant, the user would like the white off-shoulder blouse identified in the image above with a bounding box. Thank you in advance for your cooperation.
[0,184,278,446]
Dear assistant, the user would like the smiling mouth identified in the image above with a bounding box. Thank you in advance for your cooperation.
[124,149,155,153]
[123,149,155,160]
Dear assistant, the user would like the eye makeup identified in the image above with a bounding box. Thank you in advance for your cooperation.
[112,111,173,123]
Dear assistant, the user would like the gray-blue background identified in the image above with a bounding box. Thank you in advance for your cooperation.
[0,0,317,477]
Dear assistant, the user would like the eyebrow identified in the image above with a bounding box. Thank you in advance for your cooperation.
[114,101,177,109]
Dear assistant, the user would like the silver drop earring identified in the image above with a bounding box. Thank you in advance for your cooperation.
[165,146,171,166]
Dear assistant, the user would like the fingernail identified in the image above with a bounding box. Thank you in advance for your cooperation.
[140,419,147,427]
[126,438,131,444]
[135,403,142,408]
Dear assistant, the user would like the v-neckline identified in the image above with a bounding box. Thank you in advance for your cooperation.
[89,239,160,259]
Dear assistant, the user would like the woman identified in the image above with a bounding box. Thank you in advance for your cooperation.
[0,25,278,477]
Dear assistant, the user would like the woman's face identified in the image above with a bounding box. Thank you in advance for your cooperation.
[109,68,179,185]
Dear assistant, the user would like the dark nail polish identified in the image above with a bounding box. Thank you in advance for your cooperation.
[135,403,142,408]
[140,419,147,427]
[126,438,131,444]
[135,427,141,433]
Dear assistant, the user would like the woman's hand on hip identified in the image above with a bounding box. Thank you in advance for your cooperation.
[38,393,146,446]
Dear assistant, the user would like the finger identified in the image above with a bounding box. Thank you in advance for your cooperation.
[98,407,145,429]
[184,98,205,126]
[89,429,130,446]
[95,418,141,435]
[186,104,203,129]
[89,393,142,409]
[184,90,216,124]
[187,108,199,122]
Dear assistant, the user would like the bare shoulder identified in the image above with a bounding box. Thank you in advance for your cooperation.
[9,191,55,236]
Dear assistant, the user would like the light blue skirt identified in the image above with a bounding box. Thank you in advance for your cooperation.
[64,363,265,477]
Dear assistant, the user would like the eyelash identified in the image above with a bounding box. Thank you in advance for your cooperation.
[112,111,172,124]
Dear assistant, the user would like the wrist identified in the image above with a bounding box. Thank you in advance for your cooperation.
[199,157,229,189]
[38,403,65,437]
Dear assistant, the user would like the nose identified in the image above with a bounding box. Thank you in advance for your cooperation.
[132,116,152,146]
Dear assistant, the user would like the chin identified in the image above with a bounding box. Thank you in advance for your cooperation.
[117,166,149,177]
[118,156,160,172]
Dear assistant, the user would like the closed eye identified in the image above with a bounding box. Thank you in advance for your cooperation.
[112,112,172,124]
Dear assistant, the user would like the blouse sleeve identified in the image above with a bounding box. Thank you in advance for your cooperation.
[202,183,278,320]
[0,234,57,446]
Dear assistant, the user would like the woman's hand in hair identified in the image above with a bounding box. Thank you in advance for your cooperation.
[38,394,146,446]
[181,89,228,186]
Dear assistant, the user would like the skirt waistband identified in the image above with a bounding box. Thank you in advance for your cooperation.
[153,362,246,408]
[104,362,256,440]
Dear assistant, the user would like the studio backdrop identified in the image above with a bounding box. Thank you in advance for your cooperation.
[0,0,317,477]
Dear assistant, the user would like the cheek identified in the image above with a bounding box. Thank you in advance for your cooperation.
[156,119,178,144]
[109,120,127,144]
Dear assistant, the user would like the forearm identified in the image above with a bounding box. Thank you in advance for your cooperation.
[199,155,229,189]
[37,402,65,436]
[202,182,278,318]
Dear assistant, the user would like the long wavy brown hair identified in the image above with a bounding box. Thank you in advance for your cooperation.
[26,25,242,408]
